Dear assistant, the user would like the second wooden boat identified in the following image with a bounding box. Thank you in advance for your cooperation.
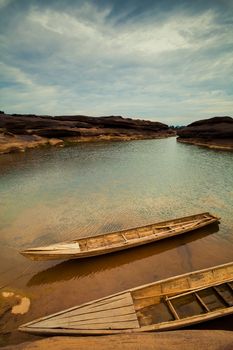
[20,212,219,261]
[19,261,233,335]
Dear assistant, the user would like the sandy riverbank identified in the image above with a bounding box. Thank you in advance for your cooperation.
[177,137,233,150]
[2,330,233,350]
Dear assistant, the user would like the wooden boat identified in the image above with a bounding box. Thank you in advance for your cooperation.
[20,212,219,261]
[19,261,233,335]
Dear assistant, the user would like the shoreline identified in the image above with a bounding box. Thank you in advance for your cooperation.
[0,113,175,155]
[0,132,175,155]
[176,116,233,151]
[2,330,233,350]
[177,138,233,151]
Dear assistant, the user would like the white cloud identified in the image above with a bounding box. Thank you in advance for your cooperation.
[0,62,60,114]
[0,62,34,86]
[0,2,232,123]
[27,6,217,58]
[0,0,12,9]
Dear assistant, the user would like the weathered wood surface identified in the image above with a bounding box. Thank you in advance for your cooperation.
[27,292,140,330]
[19,262,233,335]
[3,331,233,350]
[20,212,219,261]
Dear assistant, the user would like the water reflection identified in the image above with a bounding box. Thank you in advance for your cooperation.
[28,223,220,286]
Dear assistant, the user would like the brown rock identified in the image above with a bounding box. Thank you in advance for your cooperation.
[177,116,233,150]
[177,116,233,139]
[48,138,64,147]
[0,114,174,154]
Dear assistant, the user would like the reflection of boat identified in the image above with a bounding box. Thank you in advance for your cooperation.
[19,262,233,335]
[20,212,219,261]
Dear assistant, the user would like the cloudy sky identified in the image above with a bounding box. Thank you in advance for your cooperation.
[0,0,232,125]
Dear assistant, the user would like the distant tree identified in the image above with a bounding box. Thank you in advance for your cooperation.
[0,110,5,114]
[169,125,185,130]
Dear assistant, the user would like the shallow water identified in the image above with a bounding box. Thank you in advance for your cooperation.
[0,138,233,345]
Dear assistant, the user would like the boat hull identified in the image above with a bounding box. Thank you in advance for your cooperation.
[19,262,233,335]
[20,212,220,261]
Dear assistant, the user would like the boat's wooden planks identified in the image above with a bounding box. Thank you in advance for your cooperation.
[124,231,139,240]
[132,278,190,301]
[136,281,233,329]
[79,214,216,251]
[105,233,125,244]
[213,285,233,306]
[42,306,137,324]
[19,327,134,335]
[194,292,210,312]
[132,264,233,302]
[24,243,81,251]
[20,212,220,260]
[24,291,139,331]
[20,309,233,335]
[64,321,139,330]
[55,321,139,330]
[33,314,138,328]
[213,265,233,280]
[83,293,133,307]
[19,262,233,335]
[137,230,154,238]
[21,281,233,333]
[50,298,135,320]
[153,219,201,230]
[140,307,233,332]
[134,296,162,311]
[29,319,140,330]
[165,297,180,320]
[78,239,89,251]
[169,282,233,316]
[161,277,191,294]
[86,237,106,249]
[25,293,136,328]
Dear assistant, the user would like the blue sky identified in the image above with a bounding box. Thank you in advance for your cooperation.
[0,0,232,125]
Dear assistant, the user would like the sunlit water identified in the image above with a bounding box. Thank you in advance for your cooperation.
[0,138,233,346]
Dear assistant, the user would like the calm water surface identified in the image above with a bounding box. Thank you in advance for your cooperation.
[0,138,233,345]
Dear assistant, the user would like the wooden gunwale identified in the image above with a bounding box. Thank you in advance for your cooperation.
[165,280,231,300]
[19,262,233,335]
[20,212,220,260]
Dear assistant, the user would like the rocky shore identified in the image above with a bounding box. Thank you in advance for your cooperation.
[0,113,174,154]
[2,331,233,350]
[177,116,233,150]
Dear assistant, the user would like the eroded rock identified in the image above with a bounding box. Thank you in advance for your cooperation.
[177,116,233,150]
[0,114,174,154]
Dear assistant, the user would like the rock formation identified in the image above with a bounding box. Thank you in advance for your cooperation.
[177,116,233,150]
[0,113,174,154]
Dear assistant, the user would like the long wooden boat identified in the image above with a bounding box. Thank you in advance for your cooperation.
[19,261,233,335]
[20,212,219,261]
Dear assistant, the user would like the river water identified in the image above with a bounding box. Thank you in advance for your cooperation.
[0,137,232,345]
